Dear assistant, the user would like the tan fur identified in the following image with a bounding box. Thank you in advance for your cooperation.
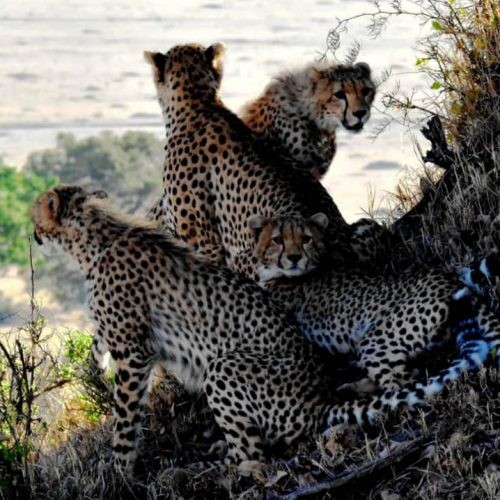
[34,188,159,242]
[32,185,339,475]
[249,213,327,281]
[32,191,61,236]
[33,187,500,475]
[242,62,375,179]
[252,214,500,397]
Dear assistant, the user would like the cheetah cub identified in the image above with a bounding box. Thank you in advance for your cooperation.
[242,62,375,179]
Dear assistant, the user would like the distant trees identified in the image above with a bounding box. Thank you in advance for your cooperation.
[0,164,57,267]
[24,131,163,214]
[1,131,164,305]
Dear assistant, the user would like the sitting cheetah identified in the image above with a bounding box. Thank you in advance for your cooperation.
[248,213,500,394]
[143,43,359,277]
[32,186,498,473]
[242,61,375,179]
[30,185,336,473]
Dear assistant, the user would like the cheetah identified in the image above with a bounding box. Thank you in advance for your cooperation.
[242,61,375,179]
[143,43,357,277]
[32,186,498,473]
[30,184,337,473]
[248,213,500,396]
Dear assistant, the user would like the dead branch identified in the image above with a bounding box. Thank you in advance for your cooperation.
[421,116,455,170]
[284,438,429,499]
[392,116,460,238]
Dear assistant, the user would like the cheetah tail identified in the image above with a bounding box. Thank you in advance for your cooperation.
[325,298,500,429]
[458,251,500,297]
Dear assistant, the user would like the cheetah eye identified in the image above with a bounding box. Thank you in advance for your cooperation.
[334,90,346,100]
[272,236,284,245]
[302,235,312,244]
[362,87,373,97]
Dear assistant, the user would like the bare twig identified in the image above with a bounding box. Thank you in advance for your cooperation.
[285,438,429,499]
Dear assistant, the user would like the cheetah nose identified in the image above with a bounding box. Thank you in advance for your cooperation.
[288,254,302,265]
[353,109,367,119]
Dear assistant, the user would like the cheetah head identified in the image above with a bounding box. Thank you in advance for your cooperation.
[309,62,375,133]
[248,213,329,283]
[32,185,108,254]
[144,42,226,102]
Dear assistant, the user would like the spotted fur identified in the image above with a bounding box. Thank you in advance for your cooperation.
[32,187,499,474]
[326,296,499,429]
[242,62,375,179]
[31,185,337,474]
[143,43,357,278]
[248,212,328,281]
[249,214,500,395]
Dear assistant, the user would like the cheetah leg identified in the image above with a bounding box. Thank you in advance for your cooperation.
[204,355,265,466]
[356,330,415,390]
[111,354,155,475]
[204,351,326,474]
[89,335,110,381]
[168,195,226,265]
[336,377,378,395]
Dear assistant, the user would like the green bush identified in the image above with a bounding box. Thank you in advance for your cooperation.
[0,165,57,267]
[0,315,110,496]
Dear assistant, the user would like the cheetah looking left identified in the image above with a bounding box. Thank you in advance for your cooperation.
[31,184,340,475]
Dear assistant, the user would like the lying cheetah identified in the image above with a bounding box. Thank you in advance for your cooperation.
[242,61,375,179]
[143,43,355,277]
[248,213,500,395]
[32,186,498,473]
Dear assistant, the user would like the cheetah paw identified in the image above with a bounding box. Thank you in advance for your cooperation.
[206,439,228,457]
[237,460,265,482]
[336,377,377,395]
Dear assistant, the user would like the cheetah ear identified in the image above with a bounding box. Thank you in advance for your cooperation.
[309,212,329,232]
[205,42,226,74]
[248,215,266,231]
[307,66,323,81]
[248,215,268,241]
[355,62,371,78]
[40,190,62,223]
[46,192,61,217]
[144,51,166,83]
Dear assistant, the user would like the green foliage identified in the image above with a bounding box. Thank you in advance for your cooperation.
[431,19,443,30]
[0,164,57,266]
[0,297,51,494]
[62,331,112,422]
[61,331,93,379]
[0,302,109,493]
[24,130,163,213]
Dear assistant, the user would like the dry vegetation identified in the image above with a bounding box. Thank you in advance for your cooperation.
[1,1,499,498]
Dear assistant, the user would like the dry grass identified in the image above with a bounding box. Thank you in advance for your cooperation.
[21,366,499,499]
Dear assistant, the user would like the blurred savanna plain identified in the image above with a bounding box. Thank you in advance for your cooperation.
[0,0,428,328]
